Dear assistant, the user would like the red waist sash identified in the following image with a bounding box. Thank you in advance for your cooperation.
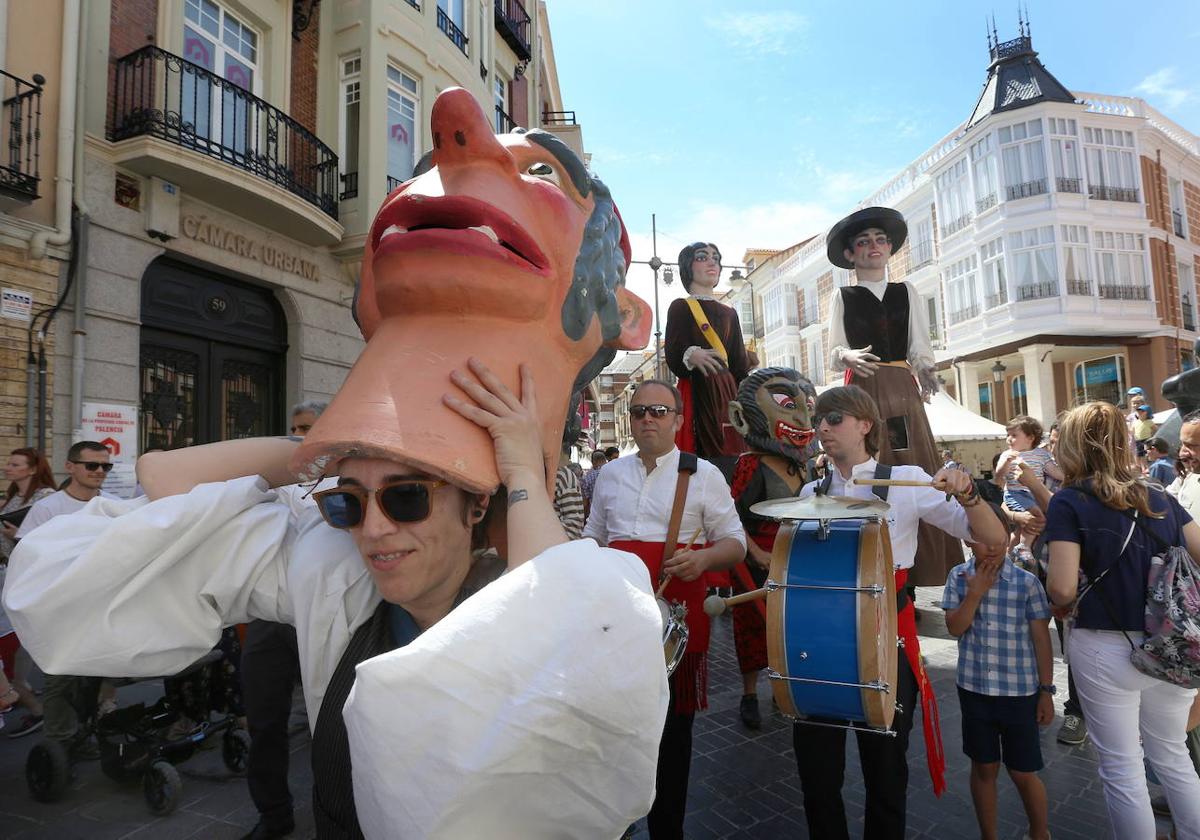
[896,568,946,797]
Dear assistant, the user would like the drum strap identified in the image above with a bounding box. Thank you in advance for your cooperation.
[871,463,893,501]
[662,452,699,566]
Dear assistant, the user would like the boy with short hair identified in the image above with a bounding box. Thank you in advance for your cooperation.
[943,534,1055,840]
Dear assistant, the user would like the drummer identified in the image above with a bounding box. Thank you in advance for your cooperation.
[583,378,745,840]
[792,385,1005,839]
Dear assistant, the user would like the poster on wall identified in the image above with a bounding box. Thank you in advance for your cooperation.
[79,402,139,499]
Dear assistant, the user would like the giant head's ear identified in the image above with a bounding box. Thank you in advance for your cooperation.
[729,399,750,436]
[606,286,653,351]
[354,249,382,340]
[842,247,855,267]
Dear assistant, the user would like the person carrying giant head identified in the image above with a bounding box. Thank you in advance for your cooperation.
[4,88,666,840]
[825,206,961,584]
[665,242,752,468]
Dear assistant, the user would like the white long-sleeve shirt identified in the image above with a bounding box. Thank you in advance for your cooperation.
[826,279,935,372]
[800,458,969,570]
[583,448,746,549]
[3,476,667,838]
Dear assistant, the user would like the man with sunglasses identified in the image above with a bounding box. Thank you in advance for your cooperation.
[14,440,114,760]
[792,386,1006,839]
[584,379,745,839]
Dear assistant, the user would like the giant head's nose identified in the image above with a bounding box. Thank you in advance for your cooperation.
[430,87,515,173]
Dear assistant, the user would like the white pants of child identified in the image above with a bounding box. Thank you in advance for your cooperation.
[1070,628,1200,839]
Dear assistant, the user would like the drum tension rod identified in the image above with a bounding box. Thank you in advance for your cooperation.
[784,716,898,738]
[767,669,891,693]
[765,580,886,596]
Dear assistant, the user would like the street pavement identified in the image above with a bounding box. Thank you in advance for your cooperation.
[0,585,1181,838]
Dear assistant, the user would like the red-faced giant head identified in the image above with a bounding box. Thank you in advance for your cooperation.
[291,88,652,493]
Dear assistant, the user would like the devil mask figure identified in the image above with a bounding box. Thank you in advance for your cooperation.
[728,367,817,465]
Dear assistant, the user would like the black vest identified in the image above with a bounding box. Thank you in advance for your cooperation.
[840,284,910,363]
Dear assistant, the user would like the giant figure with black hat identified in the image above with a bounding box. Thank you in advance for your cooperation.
[824,206,962,585]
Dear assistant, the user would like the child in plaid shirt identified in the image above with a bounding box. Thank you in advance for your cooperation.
[943,534,1055,840]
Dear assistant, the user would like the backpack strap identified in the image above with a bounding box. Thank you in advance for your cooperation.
[663,453,699,564]
[872,462,892,503]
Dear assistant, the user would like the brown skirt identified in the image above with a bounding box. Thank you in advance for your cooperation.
[849,365,963,585]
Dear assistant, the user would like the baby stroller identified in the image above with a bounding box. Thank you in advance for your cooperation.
[25,646,251,815]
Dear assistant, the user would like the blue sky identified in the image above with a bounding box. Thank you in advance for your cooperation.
[548,0,1200,316]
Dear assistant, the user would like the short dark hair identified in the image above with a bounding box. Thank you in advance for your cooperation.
[632,379,683,412]
[590,450,606,465]
[604,446,620,459]
[814,386,882,456]
[67,440,109,462]
[1148,437,1171,455]
[1005,414,1044,446]
[1183,409,1200,426]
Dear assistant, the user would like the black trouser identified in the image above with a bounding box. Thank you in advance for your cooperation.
[242,620,301,829]
[792,652,918,840]
[1054,616,1083,718]
[646,683,695,840]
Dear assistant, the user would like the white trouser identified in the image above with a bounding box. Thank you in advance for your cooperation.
[1069,628,1200,840]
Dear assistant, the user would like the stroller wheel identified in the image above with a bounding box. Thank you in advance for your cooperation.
[26,739,71,802]
[143,760,182,816]
[222,728,252,773]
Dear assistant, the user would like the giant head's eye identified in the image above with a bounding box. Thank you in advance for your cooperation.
[526,161,562,187]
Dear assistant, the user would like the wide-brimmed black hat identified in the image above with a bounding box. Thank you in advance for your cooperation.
[826,207,907,269]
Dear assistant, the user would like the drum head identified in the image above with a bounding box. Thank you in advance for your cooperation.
[751,495,890,521]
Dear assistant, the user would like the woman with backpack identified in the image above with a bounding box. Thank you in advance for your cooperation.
[1045,401,1200,838]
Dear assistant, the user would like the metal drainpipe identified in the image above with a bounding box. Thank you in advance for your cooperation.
[29,0,79,259]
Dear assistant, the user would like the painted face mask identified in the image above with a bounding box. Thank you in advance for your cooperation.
[729,367,817,464]
[291,88,652,493]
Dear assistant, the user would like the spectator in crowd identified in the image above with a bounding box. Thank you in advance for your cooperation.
[553,448,585,541]
[942,449,960,471]
[0,448,55,737]
[1046,401,1200,838]
[580,450,606,516]
[1132,404,1158,465]
[604,445,620,462]
[241,399,328,840]
[943,526,1054,840]
[994,416,1063,565]
[1147,438,1176,487]
[14,441,113,757]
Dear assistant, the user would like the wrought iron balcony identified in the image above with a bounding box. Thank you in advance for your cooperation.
[1057,177,1082,194]
[542,110,576,126]
[494,0,532,61]
[437,8,469,55]
[1184,297,1196,331]
[1098,283,1149,300]
[109,46,338,220]
[1065,278,1091,296]
[1173,209,1186,238]
[1006,178,1048,201]
[495,106,515,134]
[976,193,997,214]
[940,213,972,239]
[340,171,358,200]
[1089,184,1139,203]
[1017,280,1058,301]
[948,303,981,324]
[387,175,404,193]
[984,290,1008,309]
[0,68,45,204]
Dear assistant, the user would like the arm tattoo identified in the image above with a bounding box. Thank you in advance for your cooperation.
[508,489,529,506]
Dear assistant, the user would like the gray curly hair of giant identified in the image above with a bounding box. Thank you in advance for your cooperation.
[733,366,818,465]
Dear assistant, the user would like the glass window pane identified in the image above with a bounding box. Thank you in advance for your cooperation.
[183,26,216,70]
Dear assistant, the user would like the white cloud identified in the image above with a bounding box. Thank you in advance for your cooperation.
[703,11,808,56]
[1134,68,1191,110]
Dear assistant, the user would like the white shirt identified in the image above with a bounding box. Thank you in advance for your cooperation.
[1176,472,1200,519]
[826,278,935,372]
[16,488,117,538]
[3,477,667,838]
[583,448,746,549]
[799,458,970,570]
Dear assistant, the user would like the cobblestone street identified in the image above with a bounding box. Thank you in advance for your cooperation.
[0,586,1180,838]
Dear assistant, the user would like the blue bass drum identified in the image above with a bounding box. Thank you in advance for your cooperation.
[766,518,898,730]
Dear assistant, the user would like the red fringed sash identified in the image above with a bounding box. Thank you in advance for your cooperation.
[895,569,946,797]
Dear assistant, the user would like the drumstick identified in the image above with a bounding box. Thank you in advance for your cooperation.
[656,525,705,598]
[853,478,937,488]
[703,587,768,617]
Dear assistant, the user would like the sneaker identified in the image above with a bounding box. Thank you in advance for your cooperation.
[6,714,43,739]
[1151,794,1171,816]
[1057,714,1087,746]
[739,694,762,730]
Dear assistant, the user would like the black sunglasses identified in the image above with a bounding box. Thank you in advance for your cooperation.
[814,411,849,428]
[629,404,676,419]
[313,479,447,529]
[69,460,113,473]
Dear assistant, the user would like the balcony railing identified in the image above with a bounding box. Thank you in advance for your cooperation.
[0,68,45,202]
[1173,209,1186,238]
[908,237,934,270]
[1090,184,1139,203]
[340,171,358,200]
[1098,283,1149,300]
[495,106,515,134]
[940,213,972,239]
[387,175,403,193]
[948,303,981,324]
[1017,280,1058,301]
[542,110,577,126]
[109,46,338,219]
[984,290,1008,309]
[1184,298,1196,331]
[1066,278,1091,296]
[1057,177,1082,194]
[494,0,532,61]
[437,8,469,55]
[1006,178,1048,201]
[976,193,997,214]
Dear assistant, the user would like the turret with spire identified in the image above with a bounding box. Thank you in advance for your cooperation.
[967,13,1075,128]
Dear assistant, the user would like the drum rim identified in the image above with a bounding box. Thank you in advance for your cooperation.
[857,521,899,730]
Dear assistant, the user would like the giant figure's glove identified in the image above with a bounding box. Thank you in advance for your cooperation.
[916,363,939,403]
[839,345,880,378]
